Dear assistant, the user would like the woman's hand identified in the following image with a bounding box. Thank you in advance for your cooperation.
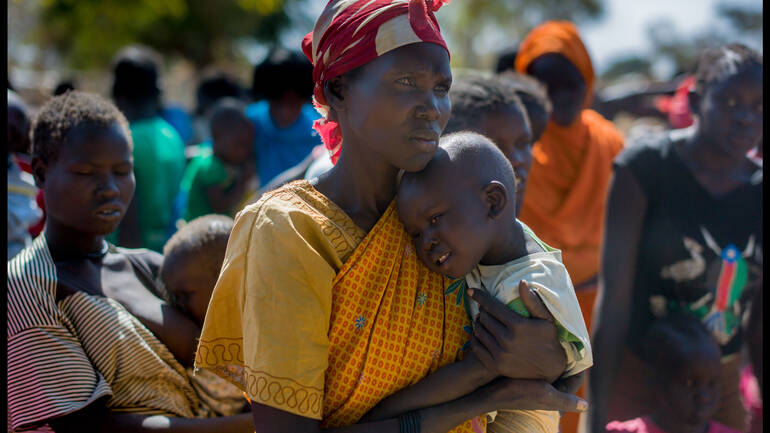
[479,377,588,413]
[468,281,566,383]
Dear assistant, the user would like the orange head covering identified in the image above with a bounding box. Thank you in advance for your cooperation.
[514,20,595,108]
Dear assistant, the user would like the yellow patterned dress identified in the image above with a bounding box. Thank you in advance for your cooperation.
[195,180,484,431]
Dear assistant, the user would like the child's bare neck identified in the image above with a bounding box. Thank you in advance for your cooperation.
[479,219,537,266]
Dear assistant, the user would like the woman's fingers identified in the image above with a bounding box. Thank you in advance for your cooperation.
[468,288,521,326]
[477,309,511,348]
[540,383,589,413]
[553,371,586,395]
[473,318,503,355]
[519,280,554,322]
[470,336,495,369]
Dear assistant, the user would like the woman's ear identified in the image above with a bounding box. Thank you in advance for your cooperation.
[324,75,348,115]
[483,180,509,220]
[31,157,47,189]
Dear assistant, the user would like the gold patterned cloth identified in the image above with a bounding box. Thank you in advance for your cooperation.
[195,180,484,431]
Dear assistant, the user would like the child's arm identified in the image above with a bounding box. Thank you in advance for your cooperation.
[360,351,496,422]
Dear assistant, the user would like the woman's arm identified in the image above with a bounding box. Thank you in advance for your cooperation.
[251,375,588,433]
[47,400,254,433]
[360,353,490,422]
[586,166,647,433]
[362,281,573,421]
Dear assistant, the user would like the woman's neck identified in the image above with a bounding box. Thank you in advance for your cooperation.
[315,143,400,232]
[45,223,106,262]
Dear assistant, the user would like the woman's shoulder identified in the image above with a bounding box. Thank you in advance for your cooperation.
[7,236,62,336]
[237,180,363,264]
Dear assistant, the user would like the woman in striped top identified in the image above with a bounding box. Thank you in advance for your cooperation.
[7,91,254,433]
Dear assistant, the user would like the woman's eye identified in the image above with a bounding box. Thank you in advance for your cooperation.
[396,77,415,86]
[430,215,440,225]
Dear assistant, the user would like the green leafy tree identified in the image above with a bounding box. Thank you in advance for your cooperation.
[37,0,306,69]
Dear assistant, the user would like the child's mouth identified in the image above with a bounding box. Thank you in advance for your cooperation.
[436,251,451,266]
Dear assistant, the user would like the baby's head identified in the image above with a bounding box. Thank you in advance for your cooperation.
[209,98,255,167]
[641,314,722,431]
[397,132,517,279]
[160,214,234,326]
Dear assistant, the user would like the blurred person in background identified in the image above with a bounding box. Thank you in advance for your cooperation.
[7,89,42,259]
[514,20,625,433]
[109,45,186,252]
[247,46,319,185]
[178,98,257,222]
[606,315,741,433]
[589,43,763,433]
[192,70,246,147]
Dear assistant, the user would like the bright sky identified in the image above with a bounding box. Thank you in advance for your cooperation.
[581,0,762,74]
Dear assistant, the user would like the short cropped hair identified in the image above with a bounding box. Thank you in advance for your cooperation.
[445,75,527,135]
[31,91,132,164]
[251,47,314,101]
[495,45,519,73]
[694,43,762,93]
[162,214,235,275]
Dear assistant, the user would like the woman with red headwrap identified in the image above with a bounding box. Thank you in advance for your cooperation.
[514,20,625,433]
[195,2,586,432]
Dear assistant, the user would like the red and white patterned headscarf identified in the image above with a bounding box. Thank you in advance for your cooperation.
[302,0,450,164]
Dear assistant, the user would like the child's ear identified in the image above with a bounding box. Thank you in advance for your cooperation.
[483,181,508,220]
[323,75,348,115]
[31,157,47,188]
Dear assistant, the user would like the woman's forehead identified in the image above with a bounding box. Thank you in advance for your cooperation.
[365,42,450,75]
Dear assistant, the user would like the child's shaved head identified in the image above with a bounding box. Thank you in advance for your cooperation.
[402,131,517,199]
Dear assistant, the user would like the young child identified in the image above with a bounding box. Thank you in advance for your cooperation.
[606,314,738,433]
[178,98,257,222]
[365,132,592,432]
[158,214,249,417]
[444,75,534,216]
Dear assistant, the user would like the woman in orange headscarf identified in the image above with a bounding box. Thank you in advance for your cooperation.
[195,3,587,433]
[515,20,625,433]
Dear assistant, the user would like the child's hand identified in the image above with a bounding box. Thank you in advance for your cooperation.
[468,283,566,383]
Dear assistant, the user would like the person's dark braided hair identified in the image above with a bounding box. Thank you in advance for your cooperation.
[445,75,527,135]
[161,214,234,279]
[693,43,762,93]
[31,91,131,164]
[640,313,721,377]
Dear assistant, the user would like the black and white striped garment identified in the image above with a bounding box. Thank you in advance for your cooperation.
[7,235,205,432]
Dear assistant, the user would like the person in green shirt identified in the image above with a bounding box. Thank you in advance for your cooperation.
[109,45,186,252]
[179,98,256,222]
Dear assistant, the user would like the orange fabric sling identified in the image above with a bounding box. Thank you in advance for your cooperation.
[322,201,484,431]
